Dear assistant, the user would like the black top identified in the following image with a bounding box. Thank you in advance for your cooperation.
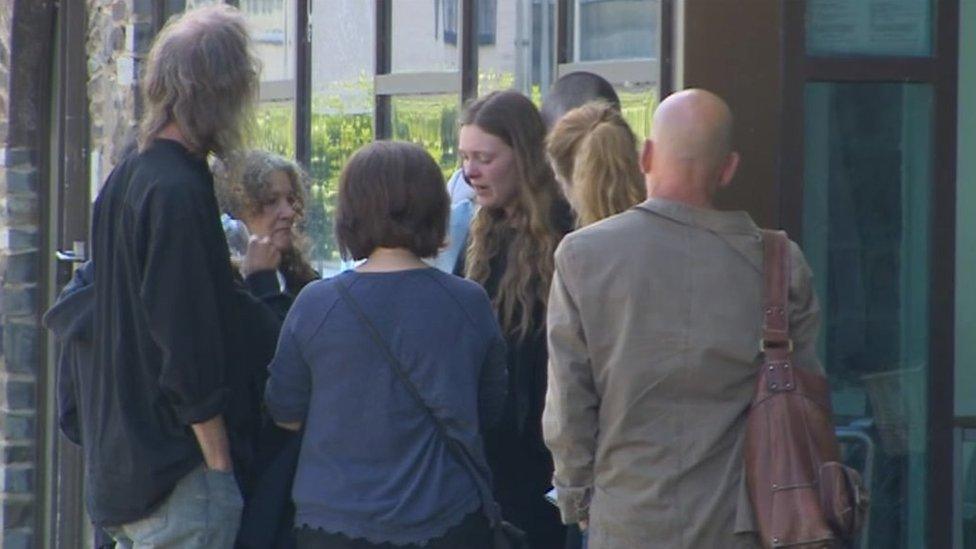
[87,139,241,526]
[459,199,574,548]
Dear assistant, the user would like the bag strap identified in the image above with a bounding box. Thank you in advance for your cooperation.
[334,278,504,526]
[761,230,792,358]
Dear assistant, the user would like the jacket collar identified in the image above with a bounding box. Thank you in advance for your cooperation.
[635,197,759,236]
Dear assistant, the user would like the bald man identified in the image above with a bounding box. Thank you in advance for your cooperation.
[542,89,823,548]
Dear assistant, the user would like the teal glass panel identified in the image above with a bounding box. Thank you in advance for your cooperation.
[806,0,933,57]
[956,0,976,419]
[960,429,976,547]
[803,82,933,548]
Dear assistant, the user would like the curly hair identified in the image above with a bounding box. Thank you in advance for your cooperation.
[214,150,317,291]
[546,101,645,227]
[139,5,259,157]
[461,91,565,340]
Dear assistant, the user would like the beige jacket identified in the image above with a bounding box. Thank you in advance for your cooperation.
[543,198,822,549]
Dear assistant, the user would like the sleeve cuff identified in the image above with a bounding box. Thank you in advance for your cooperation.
[266,401,307,424]
[173,387,231,425]
[555,484,591,524]
[244,270,280,297]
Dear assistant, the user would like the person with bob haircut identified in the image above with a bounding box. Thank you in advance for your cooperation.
[77,5,258,548]
[265,141,509,549]
[546,101,645,227]
[458,90,572,548]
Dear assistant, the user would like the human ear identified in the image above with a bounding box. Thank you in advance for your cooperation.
[640,139,654,174]
[718,151,740,188]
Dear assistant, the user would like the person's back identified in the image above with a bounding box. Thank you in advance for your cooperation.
[80,6,259,547]
[267,269,505,543]
[89,138,238,524]
[265,141,507,548]
[547,199,819,547]
[543,89,822,548]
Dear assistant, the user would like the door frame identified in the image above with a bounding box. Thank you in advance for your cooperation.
[779,1,959,546]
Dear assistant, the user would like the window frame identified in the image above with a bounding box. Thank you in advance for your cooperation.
[779,2,959,546]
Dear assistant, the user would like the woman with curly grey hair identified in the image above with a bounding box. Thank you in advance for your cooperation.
[218,150,318,311]
[213,150,319,548]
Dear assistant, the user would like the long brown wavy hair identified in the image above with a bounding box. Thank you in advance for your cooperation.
[138,5,259,157]
[214,150,318,292]
[546,101,645,227]
[461,91,565,340]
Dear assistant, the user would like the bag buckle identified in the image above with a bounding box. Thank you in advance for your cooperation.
[759,338,794,353]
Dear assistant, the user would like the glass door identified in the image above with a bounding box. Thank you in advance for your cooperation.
[802,82,933,548]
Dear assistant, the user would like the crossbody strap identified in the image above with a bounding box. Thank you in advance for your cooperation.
[760,230,792,357]
[334,278,503,526]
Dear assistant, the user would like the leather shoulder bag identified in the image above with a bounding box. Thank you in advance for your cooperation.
[335,278,529,549]
[744,230,869,548]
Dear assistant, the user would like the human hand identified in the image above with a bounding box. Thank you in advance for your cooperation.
[579,519,588,531]
[240,235,281,277]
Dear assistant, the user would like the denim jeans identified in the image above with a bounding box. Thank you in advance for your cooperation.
[107,465,243,549]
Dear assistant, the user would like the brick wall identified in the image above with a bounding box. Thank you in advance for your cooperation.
[87,0,153,188]
[0,0,47,546]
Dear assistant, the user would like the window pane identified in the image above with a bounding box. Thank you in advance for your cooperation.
[961,430,976,548]
[569,0,659,62]
[252,101,295,157]
[479,0,555,99]
[803,82,933,549]
[392,0,460,73]
[618,85,658,142]
[241,0,296,82]
[309,0,376,275]
[806,0,933,57]
[956,0,976,418]
[391,94,458,180]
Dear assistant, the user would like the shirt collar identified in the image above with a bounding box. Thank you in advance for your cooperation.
[634,197,759,236]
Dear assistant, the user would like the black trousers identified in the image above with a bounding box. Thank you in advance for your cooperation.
[295,511,491,549]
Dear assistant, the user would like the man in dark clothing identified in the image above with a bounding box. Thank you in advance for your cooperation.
[73,5,259,548]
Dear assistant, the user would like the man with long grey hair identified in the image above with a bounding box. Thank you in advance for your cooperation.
[78,5,258,547]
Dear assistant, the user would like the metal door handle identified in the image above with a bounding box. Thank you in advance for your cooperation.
[56,241,87,263]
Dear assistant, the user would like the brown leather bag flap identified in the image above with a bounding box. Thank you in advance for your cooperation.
[818,461,869,540]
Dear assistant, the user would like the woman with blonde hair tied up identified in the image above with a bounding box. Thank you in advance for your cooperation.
[546,101,645,228]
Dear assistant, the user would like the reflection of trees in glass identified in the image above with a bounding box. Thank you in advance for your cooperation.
[246,82,655,271]
[619,88,657,142]
[392,94,459,180]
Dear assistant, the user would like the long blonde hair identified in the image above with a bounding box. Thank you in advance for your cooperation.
[546,101,644,227]
[139,5,259,157]
[461,91,565,340]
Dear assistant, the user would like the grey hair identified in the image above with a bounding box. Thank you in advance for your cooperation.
[216,150,308,221]
[138,5,259,157]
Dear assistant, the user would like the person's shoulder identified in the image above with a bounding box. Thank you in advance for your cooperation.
[296,274,343,302]
[420,269,497,326]
[136,141,210,192]
[423,268,489,303]
[285,275,343,334]
[558,208,648,255]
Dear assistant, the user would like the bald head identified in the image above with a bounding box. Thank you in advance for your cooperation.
[643,89,739,207]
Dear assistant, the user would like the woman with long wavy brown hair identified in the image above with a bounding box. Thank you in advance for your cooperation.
[458,90,572,548]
